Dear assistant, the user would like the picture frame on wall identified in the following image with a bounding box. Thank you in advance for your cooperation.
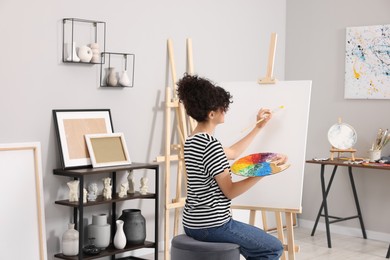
[345,24,390,99]
[52,109,114,169]
[85,132,132,168]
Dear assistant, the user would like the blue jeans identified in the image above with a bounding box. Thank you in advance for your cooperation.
[184,218,283,260]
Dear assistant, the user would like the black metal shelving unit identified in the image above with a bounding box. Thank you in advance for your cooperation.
[53,163,159,260]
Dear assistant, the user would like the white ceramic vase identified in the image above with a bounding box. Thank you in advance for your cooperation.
[119,70,131,87]
[78,45,93,62]
[62,223,79,256]
[107,67,118,87]
[66,41,80,62]
[113,220,127,249]
[87,214,110,249]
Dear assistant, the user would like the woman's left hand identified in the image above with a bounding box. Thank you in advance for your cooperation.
[272,154,288,165]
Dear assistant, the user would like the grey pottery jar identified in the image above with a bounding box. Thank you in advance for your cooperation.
[118,209,146,244]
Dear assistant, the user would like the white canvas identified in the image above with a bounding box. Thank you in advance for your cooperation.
[216,81,312,210]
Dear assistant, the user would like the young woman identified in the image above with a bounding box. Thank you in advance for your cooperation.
[177,74,285,260]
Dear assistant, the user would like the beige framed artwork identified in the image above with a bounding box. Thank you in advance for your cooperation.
[85,132,132,168]
[0,142,47,260]
[53,109,113,169]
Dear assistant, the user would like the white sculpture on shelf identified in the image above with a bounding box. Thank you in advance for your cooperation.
[118,182,128,198]
[127,171,135,194]
[140,177,148,195]
[83,188,88,203]
[78,45,93,63]
[89,42,100,63]
[67,180,79,202]
[102,177,112,200]
[87,183,98,202]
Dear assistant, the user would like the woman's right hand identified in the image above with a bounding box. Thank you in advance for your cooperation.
[256,108,272,128]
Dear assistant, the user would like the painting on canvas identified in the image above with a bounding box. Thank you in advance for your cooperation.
[345,24,390,99]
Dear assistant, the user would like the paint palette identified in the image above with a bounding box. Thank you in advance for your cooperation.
[231,152,290,177]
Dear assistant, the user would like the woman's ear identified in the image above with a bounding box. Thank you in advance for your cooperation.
[209,111,214,119]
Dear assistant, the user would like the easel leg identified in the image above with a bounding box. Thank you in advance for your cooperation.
[275,212,286,260]
[285,212,295,260]
[261,211,269,231]
[173,158,184,236]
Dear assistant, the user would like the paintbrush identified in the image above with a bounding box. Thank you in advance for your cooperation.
[374,128,383,150]
[241,105,285,133]
[379,129,388,150]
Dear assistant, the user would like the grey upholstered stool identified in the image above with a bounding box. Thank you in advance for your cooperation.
[171,234,240,260]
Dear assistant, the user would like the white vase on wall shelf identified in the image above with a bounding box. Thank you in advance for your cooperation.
[66,42,80,62]
[119,70,131,87]
[107,67,118,87]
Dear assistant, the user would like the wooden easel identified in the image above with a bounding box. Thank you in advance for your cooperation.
[155,38,196,260]
[233,32,299,260]
[258,32,278,84]
[231,205,300,260]
[157,34,300,260]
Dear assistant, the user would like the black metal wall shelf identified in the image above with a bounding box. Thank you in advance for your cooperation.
[100,52,135,88]
[62,18,106,64]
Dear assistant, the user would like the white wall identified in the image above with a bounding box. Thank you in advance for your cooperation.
[0,0,286,258]
[286,0,390,237]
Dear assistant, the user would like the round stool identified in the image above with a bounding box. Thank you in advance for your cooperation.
[171,234,240,260]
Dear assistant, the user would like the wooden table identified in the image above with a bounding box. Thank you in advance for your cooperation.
[306,159,390,258]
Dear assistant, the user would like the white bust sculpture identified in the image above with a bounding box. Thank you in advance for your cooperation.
[87,183,98,202]
[102,177,112,200]
[127,170,135,194]
[118,182,129,198]
[140,177,148,195]
[67,180,79,202]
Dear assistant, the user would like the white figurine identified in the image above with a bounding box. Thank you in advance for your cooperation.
[127,171,135,194]
[140,177,148,195]
[83,188,88,203]
[87,183,98,202]
[118,182,129,198]
[102,177,112,200]
[67,180,79,202]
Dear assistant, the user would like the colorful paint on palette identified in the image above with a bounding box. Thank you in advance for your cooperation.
[231,153,290,177]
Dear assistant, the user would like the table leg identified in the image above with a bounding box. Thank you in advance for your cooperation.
[386,244,390,258]
[311,165,337,242]
[320,165,332,248]
[348,167,367,239]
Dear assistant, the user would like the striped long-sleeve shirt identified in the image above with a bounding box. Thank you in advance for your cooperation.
[183,133,232,229]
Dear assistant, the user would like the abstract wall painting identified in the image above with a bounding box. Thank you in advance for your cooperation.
[345,24,390,99]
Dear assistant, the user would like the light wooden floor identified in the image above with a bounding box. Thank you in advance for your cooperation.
[142,227,389,260]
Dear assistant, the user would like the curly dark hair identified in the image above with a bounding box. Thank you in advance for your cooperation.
[176,74,232,122]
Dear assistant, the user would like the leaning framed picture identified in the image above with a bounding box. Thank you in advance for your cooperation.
[53,109,114,169]
[0,142,47,260]
[85,132,132,168]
